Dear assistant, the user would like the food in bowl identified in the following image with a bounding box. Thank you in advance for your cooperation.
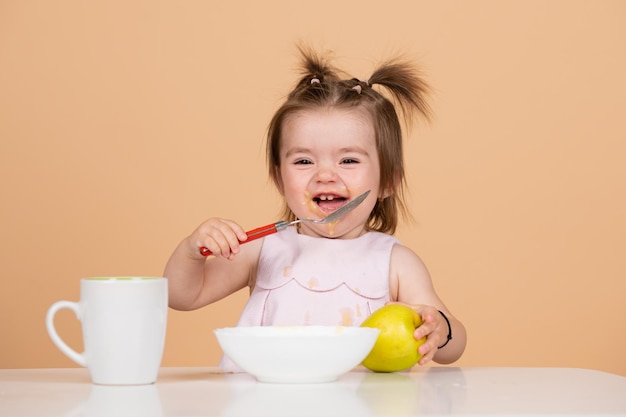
[214,325,379,383]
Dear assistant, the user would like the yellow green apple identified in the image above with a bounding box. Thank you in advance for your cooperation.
[360,304,426,372]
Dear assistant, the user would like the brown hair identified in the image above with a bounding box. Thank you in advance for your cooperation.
[267,46,432,234]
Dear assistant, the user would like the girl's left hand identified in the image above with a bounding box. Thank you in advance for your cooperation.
[412,304,448,365]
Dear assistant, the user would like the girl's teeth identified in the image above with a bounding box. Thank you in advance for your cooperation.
[319,195,334,201]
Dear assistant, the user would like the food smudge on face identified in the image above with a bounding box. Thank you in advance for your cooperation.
[301,191,321,220]
[327,220,338,236]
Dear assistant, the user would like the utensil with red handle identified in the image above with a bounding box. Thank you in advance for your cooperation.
[199,190,370,256]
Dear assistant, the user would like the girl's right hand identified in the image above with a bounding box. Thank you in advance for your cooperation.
[189,218,248,260]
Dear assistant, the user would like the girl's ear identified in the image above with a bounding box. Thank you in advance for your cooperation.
[380,172,402,199]
[380,182,393,199]
[380,187,394,200]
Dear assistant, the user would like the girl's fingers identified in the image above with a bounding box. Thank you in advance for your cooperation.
[383,302,447,366]
[194,218,248,259]
[220,219,249,243]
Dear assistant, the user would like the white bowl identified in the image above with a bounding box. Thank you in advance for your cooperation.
[214,326,379,383]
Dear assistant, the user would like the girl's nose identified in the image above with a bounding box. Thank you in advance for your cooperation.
[315,166,337,183]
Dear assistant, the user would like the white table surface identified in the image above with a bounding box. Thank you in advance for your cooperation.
[0,366,624,416]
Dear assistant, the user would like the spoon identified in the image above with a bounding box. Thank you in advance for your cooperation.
[199,190,371,256]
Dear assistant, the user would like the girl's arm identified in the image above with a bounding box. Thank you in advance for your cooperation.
[389,244,467,365]
[164,218,262,311]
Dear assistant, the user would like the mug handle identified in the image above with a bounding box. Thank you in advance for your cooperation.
[45,301,86,367]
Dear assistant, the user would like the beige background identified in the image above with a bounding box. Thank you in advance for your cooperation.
[1,1,625,376]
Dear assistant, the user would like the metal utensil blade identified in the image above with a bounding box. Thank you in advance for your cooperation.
[320,190,370,224]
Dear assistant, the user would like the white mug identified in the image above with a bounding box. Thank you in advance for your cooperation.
[46,277,168,385]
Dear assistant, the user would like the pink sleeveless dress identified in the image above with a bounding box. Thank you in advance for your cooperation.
[219,227,399,371]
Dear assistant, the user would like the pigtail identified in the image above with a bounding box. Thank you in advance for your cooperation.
[289,46,342,99]
[361,58,432,233]
[368,59,433,127]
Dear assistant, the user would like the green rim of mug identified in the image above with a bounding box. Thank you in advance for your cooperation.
[86,277,162,281]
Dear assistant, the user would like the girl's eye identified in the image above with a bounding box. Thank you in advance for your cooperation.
[294,159,313,165]
[341,158,359,164]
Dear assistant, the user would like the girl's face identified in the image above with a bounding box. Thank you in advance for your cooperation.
[277,107,381,239]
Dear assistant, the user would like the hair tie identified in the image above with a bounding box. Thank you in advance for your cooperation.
[351,85,362,94]
[437,310,453,349]
[310,78,320,85]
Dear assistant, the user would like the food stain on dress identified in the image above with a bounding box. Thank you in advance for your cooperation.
[340,308,354,326]
[307,277,318,288]
[355,303,363,318]
[283,266,292,277]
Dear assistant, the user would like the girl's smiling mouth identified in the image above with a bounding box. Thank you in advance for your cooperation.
[312,193,348,214]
